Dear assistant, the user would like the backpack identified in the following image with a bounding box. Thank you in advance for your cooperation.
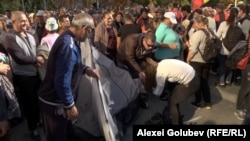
[198,28,222,63]
[225,40,247,70]
[222,25,245,51]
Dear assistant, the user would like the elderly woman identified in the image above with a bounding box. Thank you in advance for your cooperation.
[143,58,199,124]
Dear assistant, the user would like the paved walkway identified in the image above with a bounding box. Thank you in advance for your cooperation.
[121,74,243,141]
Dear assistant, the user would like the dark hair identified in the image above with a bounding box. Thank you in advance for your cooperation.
[173,2,179,8]
[140,8,149,14]
[238,4,248,14]
[216,3,225,10]
[114,12,123,18]
[58,15,70,22]
[144,31,156,42]
[193,8,203,15]
[181,5,191,13]
[143,58,158,93]
[227,7,239,26]
[124,14,133,21]
[102,11,112,19]
[153,17,161,23]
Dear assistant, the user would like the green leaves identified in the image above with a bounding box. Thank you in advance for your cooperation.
[0,0,56,13]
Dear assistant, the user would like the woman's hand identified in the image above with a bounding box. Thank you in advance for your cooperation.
[0,62,10,75]
[139,72,146,83]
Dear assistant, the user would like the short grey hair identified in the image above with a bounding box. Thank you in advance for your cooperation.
[71,13,94,29]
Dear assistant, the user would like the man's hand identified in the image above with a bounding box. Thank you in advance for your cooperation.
[36,56,45,68]
[66,105,78,121]
[0,120,9,137]
[168,44,177,49]
[160,43,177,49]
[85,68,100,79]
[36,56,45,64]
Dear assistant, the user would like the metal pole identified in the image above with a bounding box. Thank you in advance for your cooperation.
[21,0,25,12]
[43,0,47,10]
[96,0,99,9]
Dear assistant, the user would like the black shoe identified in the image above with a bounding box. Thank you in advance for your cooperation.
[138,93,149,109]
[179,114,184,125]
[191,102,201,108]
[30,130,41,141]
[159,92,171,101]
[139,99,149,109]
[144,112,163,125]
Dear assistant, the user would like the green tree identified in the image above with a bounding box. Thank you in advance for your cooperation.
[0,0,53,13]
[131,0,191,7]
[0,0,21,13]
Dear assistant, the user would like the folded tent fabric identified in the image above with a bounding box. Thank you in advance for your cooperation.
[75,39,142,140]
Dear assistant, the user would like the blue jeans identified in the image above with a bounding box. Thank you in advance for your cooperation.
[218,54,232,84]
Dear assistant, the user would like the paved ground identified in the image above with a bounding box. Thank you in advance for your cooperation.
[121,74,243,141]
[9,74,243,141]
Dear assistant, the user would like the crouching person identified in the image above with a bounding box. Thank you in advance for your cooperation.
[143,58,200,124]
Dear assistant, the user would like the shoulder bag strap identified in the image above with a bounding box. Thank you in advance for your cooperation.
[197,29,209,56]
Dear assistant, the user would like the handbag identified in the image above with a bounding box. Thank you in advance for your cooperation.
[237,53,250,69]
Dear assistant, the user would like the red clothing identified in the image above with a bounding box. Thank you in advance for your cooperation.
[172,9,183,23]
[136,16,150,33]
[214,11,229,22]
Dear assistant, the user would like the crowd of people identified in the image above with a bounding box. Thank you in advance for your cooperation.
[0,0,250,141]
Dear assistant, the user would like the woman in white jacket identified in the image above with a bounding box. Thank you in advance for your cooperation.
[143,58,199,124]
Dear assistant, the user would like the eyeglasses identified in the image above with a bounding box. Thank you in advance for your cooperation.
[85,26,94,34]
[145,40,154,48]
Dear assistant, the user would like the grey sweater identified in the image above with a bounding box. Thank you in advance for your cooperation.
[2,32,38,76]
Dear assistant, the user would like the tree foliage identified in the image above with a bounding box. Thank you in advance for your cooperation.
[131,0,191,7]
[0,0,243,14]
[0,0,56,13]
[0,0,21,13]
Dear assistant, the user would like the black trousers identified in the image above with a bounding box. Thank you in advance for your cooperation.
[13,74,41,131]
[0,131,10,141]
[189,62,211,103]
[39,101,70,141]
[168,73,200,124]
[236,64,250,111]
